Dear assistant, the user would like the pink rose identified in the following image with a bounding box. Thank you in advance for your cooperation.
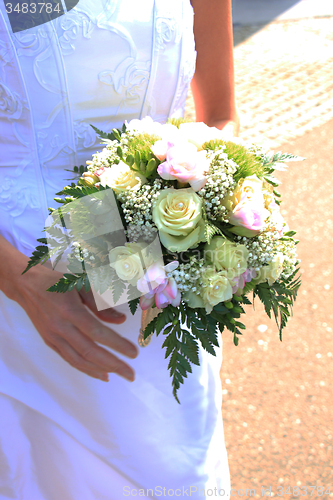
[232,268,257,295]
[229,193,267,236]
[151,140,173,162]
[157,143,209,192]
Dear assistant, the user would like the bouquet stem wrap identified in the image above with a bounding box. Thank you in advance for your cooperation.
[139,307,161,347]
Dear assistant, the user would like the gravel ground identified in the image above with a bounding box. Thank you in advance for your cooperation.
[185,16,333,499]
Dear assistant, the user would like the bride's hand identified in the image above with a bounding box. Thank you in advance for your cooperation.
[209,118,240,138]
[0,236,138,382]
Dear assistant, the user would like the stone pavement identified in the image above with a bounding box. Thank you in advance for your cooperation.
[185,11,333,499]
[221,120,333,498]
[186,16,333,150]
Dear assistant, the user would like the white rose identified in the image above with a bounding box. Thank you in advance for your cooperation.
[179,122,224,150]
[109,242,145,286]
[99,161,146,194]
[152,188,206,252]
[126,116,163,136]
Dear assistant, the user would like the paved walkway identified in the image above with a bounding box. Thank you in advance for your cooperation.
[221,119,333,498]
[186,17,333,149]
[185,12,333,499]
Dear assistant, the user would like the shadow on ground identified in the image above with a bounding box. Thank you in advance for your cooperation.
[233,0,303,44]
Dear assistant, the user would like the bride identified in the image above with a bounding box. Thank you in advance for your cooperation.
[0,0,239,497]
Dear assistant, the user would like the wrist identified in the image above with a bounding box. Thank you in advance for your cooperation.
[206,116,240,138]
[0,236,48,304]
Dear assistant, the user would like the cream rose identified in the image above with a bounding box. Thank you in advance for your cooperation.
[99,161,146,194]
[109,242,145,286]
[255,252,285,286]
[152,188,206,252]
[184,267,233,313]
[222,174,265,212]
[204,236,249,280]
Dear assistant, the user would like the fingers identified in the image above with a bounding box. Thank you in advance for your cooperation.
[48,339,109,381]
[78,289,127,324]
[54,325,136,382]
[70,308,139,360]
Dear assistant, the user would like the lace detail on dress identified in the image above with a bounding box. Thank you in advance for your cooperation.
[0,0,196,251]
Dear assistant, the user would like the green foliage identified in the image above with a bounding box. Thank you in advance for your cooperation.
[22,242,52,274]
[55,184,108,203]
[261,151,304,200]
[46,273,90,293]
[88,266,115,295]
[204,139,264,181]
[22,211,71,276]
[139,302,222,402]
[166,117,192,128]
[125,133,160,162]
[261,151,304,171]
[64,165,88,181]
[129,297,140,315]
[90,124,125,142]
[253,267,301,340]
[202,205,224,245]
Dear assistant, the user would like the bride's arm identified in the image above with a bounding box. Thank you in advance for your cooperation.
[190,0,239,135]
[0,235,138,381]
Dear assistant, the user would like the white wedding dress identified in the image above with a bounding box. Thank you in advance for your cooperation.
[0,1,231,498]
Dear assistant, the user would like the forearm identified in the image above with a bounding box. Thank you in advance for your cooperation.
[191,0,238,127]
[0,235,33,301]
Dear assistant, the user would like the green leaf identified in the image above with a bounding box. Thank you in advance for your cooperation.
[84,274,91,292]
[264,175,280,188]
[112,128,121,142]
[284,230,297,237]
[156,310,169,335]
[128,297,140,315]
[75,276,84,291]
[134,150,141,167]
[126,154,135,167]
[46,273,86,293]
[112,278,126,305]
[90,124,122,141]
[254,283,272,318]
[22,245,50,274]
[146,158,157,177]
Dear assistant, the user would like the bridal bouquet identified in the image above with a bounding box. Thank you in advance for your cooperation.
[24,117,302,401]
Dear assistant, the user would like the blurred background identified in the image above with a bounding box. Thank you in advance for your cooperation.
[186,1,333,497]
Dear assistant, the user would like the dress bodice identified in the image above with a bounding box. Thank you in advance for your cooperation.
[0,0,196,254]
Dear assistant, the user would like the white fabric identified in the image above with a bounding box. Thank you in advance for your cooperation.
[0,0,231,498]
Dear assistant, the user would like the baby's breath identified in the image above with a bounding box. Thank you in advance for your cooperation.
[167,256,205,294]
[118,178,163,227]
[198,149,236,221]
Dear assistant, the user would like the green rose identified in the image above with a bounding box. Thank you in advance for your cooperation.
[254,252,285,286]
[204,236,249,281]
[152,188,206,252]
[184,267,234,313]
